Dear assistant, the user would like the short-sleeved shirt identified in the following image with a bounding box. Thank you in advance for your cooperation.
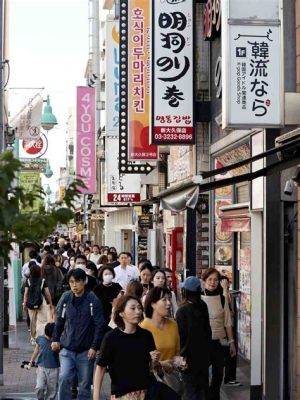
[140,318,180,361]
[97,327,155,397]
[36,336,60,369]
[113,265,139,289]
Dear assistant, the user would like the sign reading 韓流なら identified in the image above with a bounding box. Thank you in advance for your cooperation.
[151,0,194,145]
[222,0,283,128]
[76,86,96,193]
[106,136,141,204]
[124,0,157,161]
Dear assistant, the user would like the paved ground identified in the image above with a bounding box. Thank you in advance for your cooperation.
[0,321,250,399]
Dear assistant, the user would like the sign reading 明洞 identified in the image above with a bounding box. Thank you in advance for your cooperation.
[76,86,96,193]
[152,0,194,145]
[222,0,283,128]
[106,136,141,204]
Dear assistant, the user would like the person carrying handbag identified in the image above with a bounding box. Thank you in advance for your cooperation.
[140,287,182,400]
[201,268,236,400]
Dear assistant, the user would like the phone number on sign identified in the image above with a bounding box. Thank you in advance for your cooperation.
[154,133,193,141]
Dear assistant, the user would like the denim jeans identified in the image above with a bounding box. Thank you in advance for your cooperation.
[58,348,94,400]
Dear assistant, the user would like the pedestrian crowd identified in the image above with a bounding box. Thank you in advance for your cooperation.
[21,235,240,400]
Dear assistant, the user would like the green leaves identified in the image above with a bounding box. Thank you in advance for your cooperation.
[0,151,85,262]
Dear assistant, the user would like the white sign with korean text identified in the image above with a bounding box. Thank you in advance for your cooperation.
[152,0,194,145]
[106,136,141,204]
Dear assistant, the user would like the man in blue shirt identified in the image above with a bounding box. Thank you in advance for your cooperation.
[52,269,105,400]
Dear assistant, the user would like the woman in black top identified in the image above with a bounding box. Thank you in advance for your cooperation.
[93,265,122,330]
[93,295,156,400]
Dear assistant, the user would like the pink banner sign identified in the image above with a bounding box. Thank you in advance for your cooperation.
[76,87,96,193]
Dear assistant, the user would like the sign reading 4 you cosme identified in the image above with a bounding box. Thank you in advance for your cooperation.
[152,0,194,145]
[76,86,96,194]
[222,0,284,129]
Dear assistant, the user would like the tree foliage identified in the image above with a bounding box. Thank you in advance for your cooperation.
[0,151,85,262]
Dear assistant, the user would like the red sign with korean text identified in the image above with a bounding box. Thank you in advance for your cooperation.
[127,0,157,161]
[151,0,194,145]
[107,193,141,203]
[22,136,45,155]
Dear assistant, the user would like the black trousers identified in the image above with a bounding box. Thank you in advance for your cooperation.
[208,340,226,400]
[224,344,237,383]
[182,372,209,400]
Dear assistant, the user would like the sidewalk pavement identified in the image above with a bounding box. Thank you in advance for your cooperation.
[0,321,110,399]
[0,321,250,400]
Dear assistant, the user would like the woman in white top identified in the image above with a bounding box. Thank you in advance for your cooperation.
[201,268,236,400]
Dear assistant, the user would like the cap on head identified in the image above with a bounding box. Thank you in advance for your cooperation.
[180,276,201,292]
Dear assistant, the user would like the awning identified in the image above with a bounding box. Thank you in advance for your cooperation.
[160,185,199,212]
[219,205,250,232]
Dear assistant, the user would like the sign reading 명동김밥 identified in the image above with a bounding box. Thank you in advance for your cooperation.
[151,0,194,145]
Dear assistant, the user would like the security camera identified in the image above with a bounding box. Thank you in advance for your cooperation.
[284,179,295,196]
[292,167,300,186]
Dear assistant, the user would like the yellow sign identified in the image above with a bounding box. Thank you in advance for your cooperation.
[19,171,41,213]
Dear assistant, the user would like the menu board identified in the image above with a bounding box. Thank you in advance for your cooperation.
[137,215,153,262]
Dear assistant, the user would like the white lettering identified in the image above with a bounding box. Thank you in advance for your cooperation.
[80,167,91,177]
[81,147,91,157]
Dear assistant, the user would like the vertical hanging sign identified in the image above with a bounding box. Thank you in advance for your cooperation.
[106,20,120,136]
[151,0,194,145]
[121,0,158,162]
[76,86,96,193]
[222,0,283,128]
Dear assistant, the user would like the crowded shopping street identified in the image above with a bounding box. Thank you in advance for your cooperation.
[1,0,300,399]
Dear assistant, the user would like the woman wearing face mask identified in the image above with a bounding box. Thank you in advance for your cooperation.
[93,266,123,331]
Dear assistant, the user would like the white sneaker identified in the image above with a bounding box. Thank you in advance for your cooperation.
[224,381,241,387]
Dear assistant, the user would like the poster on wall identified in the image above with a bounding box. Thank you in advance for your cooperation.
[76,86,96,194]
[151,0,194,145]
[121,0,158,161]
[19,172,41,213]
[237,231,251,361]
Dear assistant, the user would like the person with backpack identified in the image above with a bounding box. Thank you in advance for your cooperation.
[41,255,64,308]
[201,268,236,400]
[23,264,54,345]
[51,268,105,400]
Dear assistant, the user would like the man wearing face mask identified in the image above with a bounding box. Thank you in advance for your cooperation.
[74,254,97,291]
[93,266,122,331]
